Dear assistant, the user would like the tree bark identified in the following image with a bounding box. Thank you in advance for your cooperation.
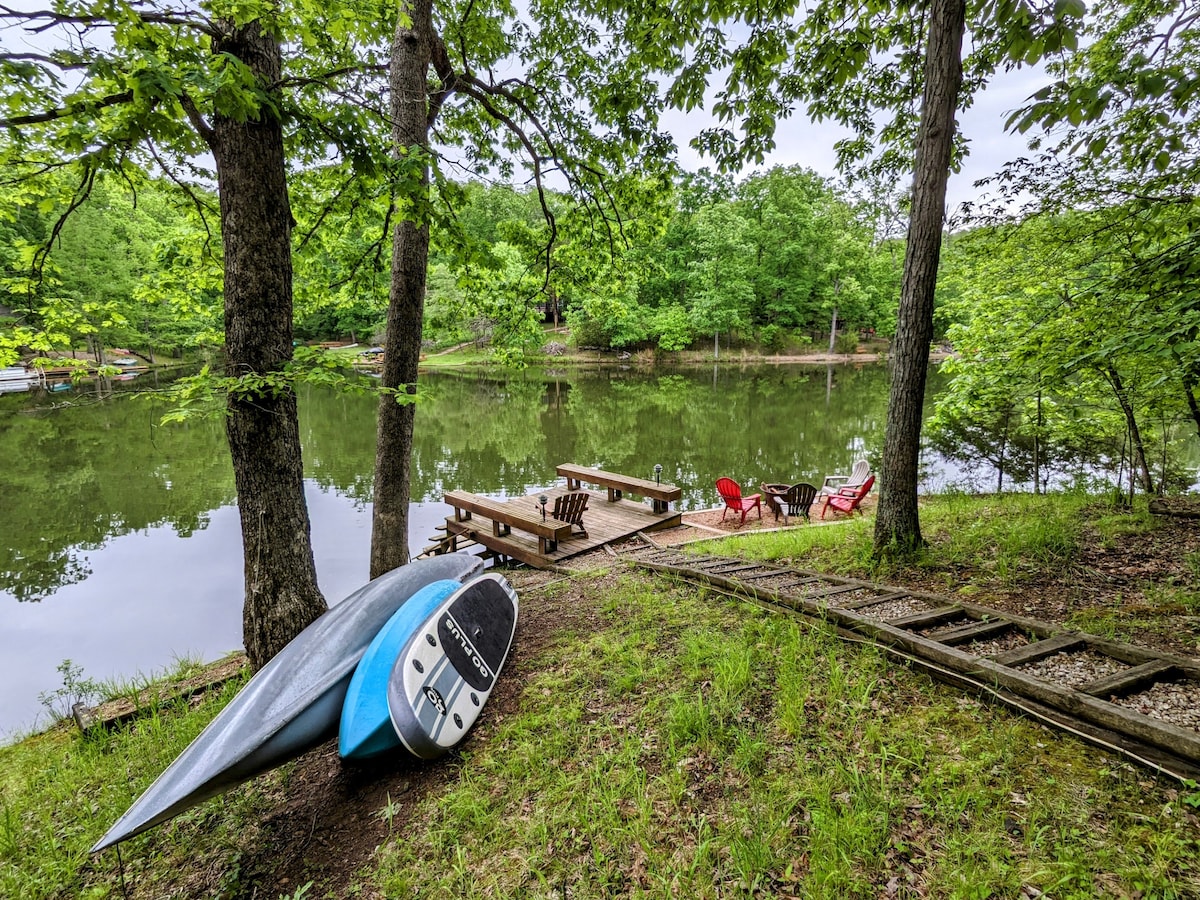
[370,0,434,579]
[1034,387,1043,494]
[1183,374,1200,440]
[1103,364,1155,495]
[209,21,327,670]
[873,0,966,555]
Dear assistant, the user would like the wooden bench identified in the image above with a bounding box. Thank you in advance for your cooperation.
[555,463,682,514]
[444,490,573,555]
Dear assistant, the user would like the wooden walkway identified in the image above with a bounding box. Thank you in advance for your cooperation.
[426,485,682,568]
[619,539,1200,781]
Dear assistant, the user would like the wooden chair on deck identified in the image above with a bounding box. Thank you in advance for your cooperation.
[551,491,589,538]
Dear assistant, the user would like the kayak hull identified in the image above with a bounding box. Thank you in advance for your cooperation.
[338,579,461,760]
[91,554,484,852]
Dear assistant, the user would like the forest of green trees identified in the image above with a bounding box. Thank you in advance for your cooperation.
[4,152,1198,504]
[0,165,900,360]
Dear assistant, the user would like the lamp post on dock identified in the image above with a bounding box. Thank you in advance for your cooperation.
[538,495,548,520]
[654,464,662,485]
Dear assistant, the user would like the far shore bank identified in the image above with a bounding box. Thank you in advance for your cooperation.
[415,339,954,369]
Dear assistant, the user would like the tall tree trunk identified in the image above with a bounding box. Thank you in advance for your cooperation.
[827,305,839,354]
[210,21,327,670]
[874,0,966,555]
[1103,364,1154,495]
[996,407,1007,493]
[370,0,433,579]
[1034,387,1043,495]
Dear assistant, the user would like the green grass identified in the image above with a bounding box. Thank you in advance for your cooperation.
[0,669,271,899]
[4,559,1198,898]
[417,347,494,367]
[366,573,1197,899]
[690,492,1090,592]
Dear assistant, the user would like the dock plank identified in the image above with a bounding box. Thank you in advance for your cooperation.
[432,485,681,568]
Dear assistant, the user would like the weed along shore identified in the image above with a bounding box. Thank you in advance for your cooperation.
[4,493,1199,898]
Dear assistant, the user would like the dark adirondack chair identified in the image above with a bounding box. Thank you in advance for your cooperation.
[780,482,818,525]
[820,474,875,519]
[716,477,762,526]
[551,491,589,538]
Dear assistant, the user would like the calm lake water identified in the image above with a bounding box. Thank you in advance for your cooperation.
[0,362,951,739]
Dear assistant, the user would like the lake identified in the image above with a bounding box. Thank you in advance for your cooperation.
[0,361,950,739]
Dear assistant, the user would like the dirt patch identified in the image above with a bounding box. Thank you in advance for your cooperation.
[662,497,875,542]
[896,516,1200,659]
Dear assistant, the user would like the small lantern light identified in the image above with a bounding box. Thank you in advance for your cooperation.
[654,464,663,485]
[538,494,548,520]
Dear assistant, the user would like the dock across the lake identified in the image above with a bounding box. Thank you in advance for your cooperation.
[430,464,683,568]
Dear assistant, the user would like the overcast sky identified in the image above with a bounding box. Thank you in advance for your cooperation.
[662,61,1050,215]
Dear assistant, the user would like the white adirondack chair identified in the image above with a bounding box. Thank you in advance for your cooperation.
[821,459,871,495]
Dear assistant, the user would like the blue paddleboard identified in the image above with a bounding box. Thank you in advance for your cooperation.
[387,573,519,759]
[339,579,462,759]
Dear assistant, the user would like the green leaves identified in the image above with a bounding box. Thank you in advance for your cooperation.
[935,201,1200,493]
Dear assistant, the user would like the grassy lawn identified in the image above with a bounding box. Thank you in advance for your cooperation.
[3,494,1199,898]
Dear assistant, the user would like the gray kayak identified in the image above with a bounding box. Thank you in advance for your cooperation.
[91,553,484,852]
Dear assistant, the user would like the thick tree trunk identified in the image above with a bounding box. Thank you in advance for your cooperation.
[874,0,966,555]
[210,21,327,670]
[370,0,433,579]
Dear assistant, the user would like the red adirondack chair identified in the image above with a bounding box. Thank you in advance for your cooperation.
[820,474,875,519]
[716,477,762,526]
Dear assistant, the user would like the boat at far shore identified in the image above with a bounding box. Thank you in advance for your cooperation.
[0,366,45,394]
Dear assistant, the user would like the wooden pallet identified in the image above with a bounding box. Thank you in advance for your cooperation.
[619,542,1200,780]
[73,653,247,732]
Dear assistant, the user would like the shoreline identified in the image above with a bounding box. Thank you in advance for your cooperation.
[418,346,954,369]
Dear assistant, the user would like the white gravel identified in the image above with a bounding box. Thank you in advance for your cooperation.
[1016,650,1129,689]
[963,631,1031,657]
[1111,680,1200,732]
[850,597,934,620]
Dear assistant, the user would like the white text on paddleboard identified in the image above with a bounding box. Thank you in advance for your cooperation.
[445,615,491,681]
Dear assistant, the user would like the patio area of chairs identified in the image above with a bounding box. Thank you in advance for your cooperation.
[714,461,874,528]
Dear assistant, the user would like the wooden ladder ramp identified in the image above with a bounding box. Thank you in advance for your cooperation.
[620,541,1200,781]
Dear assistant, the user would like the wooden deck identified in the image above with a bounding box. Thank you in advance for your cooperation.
[432,485,682,568]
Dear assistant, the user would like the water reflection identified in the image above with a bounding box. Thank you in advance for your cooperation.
[0,361,936,737]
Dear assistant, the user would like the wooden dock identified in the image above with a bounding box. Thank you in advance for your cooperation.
[428,479,682,569]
